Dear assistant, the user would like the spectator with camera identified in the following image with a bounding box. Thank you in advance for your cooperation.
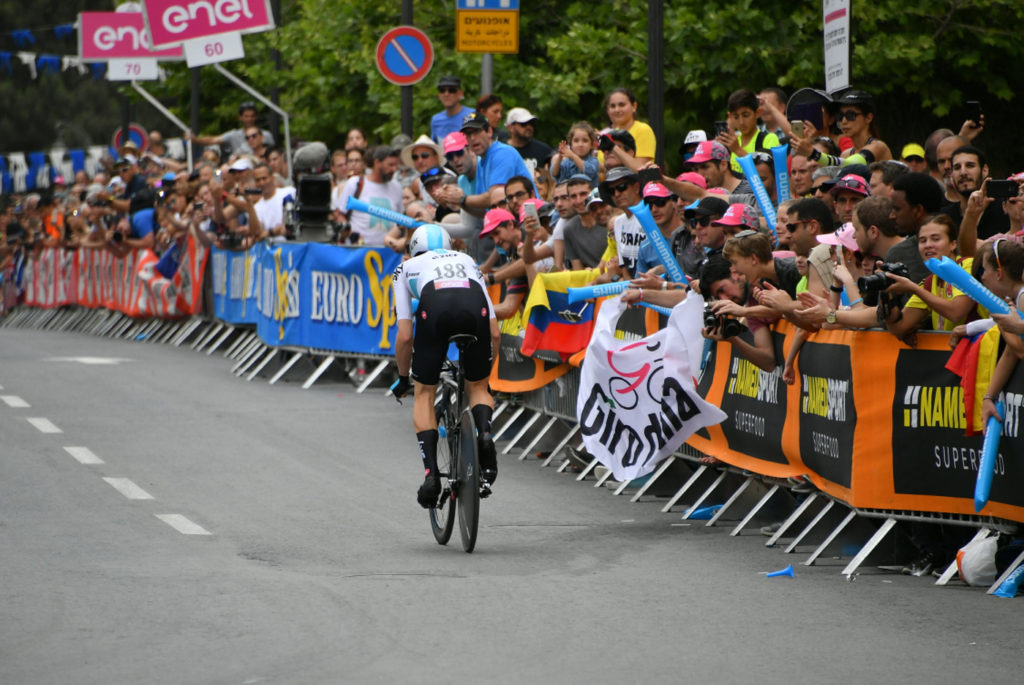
[944,145,1009,240]
[332,146,403,247]
[252,162,296,241]
[698,254,779,372]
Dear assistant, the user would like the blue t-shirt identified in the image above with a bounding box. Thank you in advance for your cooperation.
[475,140,536,196]
[130,208,155,239]
[555,154,600,186]
[430,106,475,143]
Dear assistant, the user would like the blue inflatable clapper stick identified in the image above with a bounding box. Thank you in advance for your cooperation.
[764,564,795,578]
[567,280,630,304]
[629,200,685,283]
[993,562,1024,598]
[684,504,722,520]
[736,153,777,241]
[924,256,1021,318]
[975,400,1005,513]
[344,196,423,230]
[638,301,674,317]
[772,144,791,204]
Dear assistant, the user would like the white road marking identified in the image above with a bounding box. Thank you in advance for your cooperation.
[103,477,154,500]
[1,395,29,408]
[27,417,62,433]
[44,357,133,365]
[155,514,211,535]
[63,446,104,465]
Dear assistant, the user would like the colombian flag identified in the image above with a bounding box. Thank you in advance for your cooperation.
[520,269,602,360]
[946,325,1001,436]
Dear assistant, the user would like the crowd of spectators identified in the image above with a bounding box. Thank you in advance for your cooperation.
[4,77,1023,577]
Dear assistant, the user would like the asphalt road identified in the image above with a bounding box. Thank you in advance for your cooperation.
[1,325,1020,685]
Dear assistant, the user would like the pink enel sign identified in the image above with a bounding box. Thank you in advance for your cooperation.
[141,0,276,49]
[79,12,184,61]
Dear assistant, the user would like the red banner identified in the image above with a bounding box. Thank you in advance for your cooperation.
[22,237,207,318]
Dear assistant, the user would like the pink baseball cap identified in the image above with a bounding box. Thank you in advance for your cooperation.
[675,171,707,189]
[686,140,729,165]
[481,208,515,236]
[817,222,859,252]
[443,131,468,155]
[713,203,759,230]
[642,182,672,199]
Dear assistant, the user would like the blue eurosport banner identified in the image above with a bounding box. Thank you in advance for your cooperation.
[211,243,402,355]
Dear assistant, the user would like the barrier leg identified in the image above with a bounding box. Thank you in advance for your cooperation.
[593,465,615,488]
[681,470,728,520]
[783,500,836,554]
[628,455,676,500]
[492,399,510,421]
[172,318,204,347]
[706,476,754,526]
[205,326,236,355]
[518,415,559,461]
[356,359,390,394]
[765,493,820,547]
[803,509,857,565]
[574,456,599,482]
[935,528,990,585]
[269,352,304,385]
[157,320,183,344]
[493,406,526,442]
[194,323,224,352]
[501,410,541,455]
[660,464,709,513]
[189,321,214,349]
[841,517,897,578]
[246,348,279,381]
[730,483,781,536]
[542,424,579,468]
[301,355,336,389]
[232,341,266,374]
[987,547,1024,595]
[224,331,253,358]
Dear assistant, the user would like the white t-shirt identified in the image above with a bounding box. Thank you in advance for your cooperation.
[254,186,296,234]
[333,175,404,247]
[612,213,646,276]
[392,250,495,322]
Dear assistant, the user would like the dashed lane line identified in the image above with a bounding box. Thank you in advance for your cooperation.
[1,395,29,408]
[155,514,211,535]
[102,477,155,500]
[27,417,62,433]
[63,446,104,465]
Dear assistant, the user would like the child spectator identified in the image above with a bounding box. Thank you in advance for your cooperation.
[550,121,601,187]
[718,89,780,176]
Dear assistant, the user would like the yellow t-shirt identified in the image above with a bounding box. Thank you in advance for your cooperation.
[729,129,781,175]
[627,120,657,160]
[904,256,974,331]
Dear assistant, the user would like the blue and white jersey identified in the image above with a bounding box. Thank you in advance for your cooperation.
[392,250,494,321]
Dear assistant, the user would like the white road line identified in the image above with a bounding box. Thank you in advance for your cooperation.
[27,417,62,433]
[155,514,211,535]
[63,446,104,465]
[1,395,29,408]
[102,477,154,500]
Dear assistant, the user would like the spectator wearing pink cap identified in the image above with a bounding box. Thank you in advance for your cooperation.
[829,173,871,223]
[479,208,528,319]
[713,203,760,235]
[634,182,687,278]
[443,131,487,261]
[663,140,759,212]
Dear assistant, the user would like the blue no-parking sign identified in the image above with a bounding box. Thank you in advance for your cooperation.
[375,26,434,86]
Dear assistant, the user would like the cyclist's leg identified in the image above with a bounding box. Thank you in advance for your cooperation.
[467,379,497,483]
[413,381,442,508]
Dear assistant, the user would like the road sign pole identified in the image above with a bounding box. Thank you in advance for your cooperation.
[401,0,414,137]
[481,53,493,95]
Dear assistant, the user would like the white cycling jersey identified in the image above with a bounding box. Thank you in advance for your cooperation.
[392,250,496,322]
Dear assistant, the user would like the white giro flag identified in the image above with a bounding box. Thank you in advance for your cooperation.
[576,295,727,481]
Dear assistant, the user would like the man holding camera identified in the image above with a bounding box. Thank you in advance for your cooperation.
[699,254,779,372]
[253,163,296,241]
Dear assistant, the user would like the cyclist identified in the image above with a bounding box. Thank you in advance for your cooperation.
[391,224,501,507]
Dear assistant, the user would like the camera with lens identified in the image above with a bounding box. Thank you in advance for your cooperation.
[704,302,748,338]
[857,262,910,293]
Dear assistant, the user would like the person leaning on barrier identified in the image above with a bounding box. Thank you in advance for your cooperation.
[977,240,1024,425]
[697,254,778,372]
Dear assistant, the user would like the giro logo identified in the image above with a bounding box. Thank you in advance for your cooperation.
[141,0,275,48]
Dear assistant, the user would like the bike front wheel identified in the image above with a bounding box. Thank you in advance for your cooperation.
[429,400,457,545]
[456,408,480,553]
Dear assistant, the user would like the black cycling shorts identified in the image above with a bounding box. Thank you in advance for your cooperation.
[412,280,492,386]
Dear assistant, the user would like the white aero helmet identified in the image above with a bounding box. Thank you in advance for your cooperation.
[408,224,452,257]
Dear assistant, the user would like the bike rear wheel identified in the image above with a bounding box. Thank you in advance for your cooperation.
[429,398,457,545]
[456,409,481,553]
